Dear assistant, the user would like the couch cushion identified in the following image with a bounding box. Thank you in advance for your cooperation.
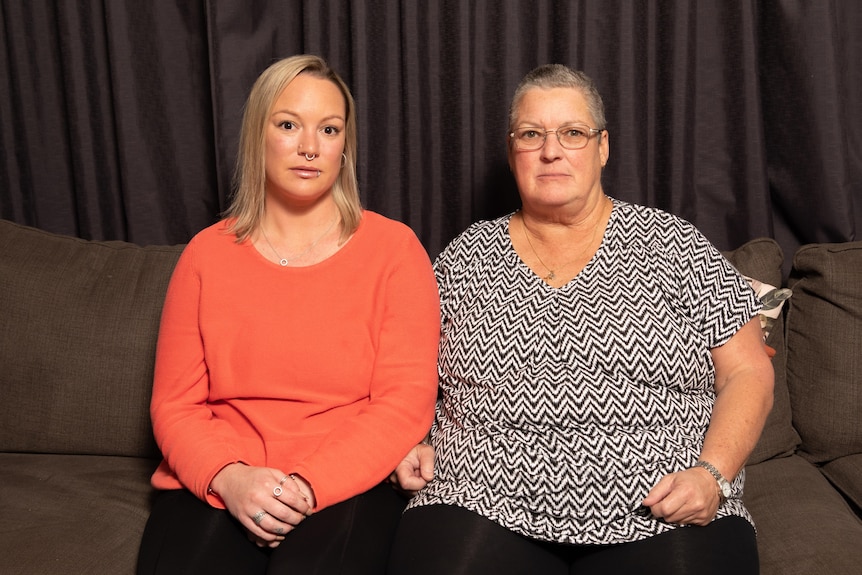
[0,220,183,457]
[744,455,862,575]
[820,453,862,513]
[786,242,862,464]
[0,453,157,575]
[723,238,799,464]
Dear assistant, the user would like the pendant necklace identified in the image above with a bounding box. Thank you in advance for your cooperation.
[521,201,605,281]
[261,217,338,267]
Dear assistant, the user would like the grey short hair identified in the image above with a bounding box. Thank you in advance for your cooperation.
[509,64,606,131]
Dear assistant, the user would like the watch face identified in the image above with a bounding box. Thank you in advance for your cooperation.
[720,482,732,498]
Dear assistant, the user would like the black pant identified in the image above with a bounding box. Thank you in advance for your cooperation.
[137,483,406,575]
[387,504,759,575]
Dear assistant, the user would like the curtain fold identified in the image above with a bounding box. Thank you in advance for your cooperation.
[104,1,218,242]
[760,0,862,264]
[1,0,859,268]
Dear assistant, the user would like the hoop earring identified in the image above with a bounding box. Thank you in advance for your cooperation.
[341,153,347,168]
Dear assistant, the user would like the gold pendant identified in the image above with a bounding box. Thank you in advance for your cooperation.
[545,271,556,280]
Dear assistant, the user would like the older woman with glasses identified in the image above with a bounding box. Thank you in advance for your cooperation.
[388,64,774,575]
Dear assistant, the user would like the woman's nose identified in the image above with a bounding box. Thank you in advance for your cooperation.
[298,131,319,156]
[539,131,564,159]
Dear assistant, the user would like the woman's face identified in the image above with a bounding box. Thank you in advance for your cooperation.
[507,87,609,212]
[264,74,346,207]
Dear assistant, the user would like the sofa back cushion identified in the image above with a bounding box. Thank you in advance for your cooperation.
[723,238,800,464]
[786,241,862,464]
[0,220,183,458]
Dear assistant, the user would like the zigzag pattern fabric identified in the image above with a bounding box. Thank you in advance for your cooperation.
[408,198,760,545]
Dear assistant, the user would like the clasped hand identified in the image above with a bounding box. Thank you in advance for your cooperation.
[210,463,315,548]
[641,466,722,527]
[387,442,435,497]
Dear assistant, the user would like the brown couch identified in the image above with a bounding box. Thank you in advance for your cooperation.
[1,219,861,574]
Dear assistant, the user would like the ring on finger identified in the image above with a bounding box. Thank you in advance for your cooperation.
[252,510,267,526]
[273,475,289,497]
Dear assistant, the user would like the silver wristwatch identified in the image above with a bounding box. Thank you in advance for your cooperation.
[695,460,732,500]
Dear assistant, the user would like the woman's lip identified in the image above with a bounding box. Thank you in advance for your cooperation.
[292,166,320,177]
[538,172,569,178]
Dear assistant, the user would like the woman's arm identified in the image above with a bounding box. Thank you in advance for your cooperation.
[643,318,774,525]
[289,234,441,509]
[698,318,775,483]
[150,244,247,504]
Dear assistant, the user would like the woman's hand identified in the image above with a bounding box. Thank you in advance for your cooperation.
[643,319,774,529]
[388,442,435,497]
[209,463,315,548]
[641,466,721,526]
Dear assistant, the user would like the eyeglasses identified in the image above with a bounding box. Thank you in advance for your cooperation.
[509,124,604,151]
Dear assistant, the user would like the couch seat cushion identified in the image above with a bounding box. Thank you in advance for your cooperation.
[744,455,862,574]
[0,453,158,575]
[819,453,862,513]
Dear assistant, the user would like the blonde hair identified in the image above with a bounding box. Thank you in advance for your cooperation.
[224,54,361,242]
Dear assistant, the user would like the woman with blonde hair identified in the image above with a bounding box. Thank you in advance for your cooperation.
[137,54,440,574]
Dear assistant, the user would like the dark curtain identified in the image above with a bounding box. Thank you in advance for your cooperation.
[2,1,860,272]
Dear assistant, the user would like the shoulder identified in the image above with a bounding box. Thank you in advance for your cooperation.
[611,199,698,241]
[186,219,237,248]
[437,214,511,261]
[359,210,416,241]
[608,199,710,258]
[457,215,509,241]
[177,220,243,270]
[354,211,432,268]
[356,210,426,254]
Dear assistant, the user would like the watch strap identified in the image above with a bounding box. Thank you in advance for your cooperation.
[694,459,732,499]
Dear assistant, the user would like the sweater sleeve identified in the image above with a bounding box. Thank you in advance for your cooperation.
[149,239,247,506]
[290,232,441,509]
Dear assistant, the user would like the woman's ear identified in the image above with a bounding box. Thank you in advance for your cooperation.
[600,130,610,168]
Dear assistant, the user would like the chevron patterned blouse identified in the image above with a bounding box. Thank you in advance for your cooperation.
[408,198,761,545]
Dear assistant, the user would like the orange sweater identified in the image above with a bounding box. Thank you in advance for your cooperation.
[149,211,440,510]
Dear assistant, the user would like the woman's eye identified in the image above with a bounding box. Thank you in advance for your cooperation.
[322,126,341,136]
[278,121,295,130]
[564,128,586,137]
[522,130,540,139]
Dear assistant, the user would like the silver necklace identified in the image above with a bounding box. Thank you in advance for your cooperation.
[261,218,337,267]
[520,201,604,281]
